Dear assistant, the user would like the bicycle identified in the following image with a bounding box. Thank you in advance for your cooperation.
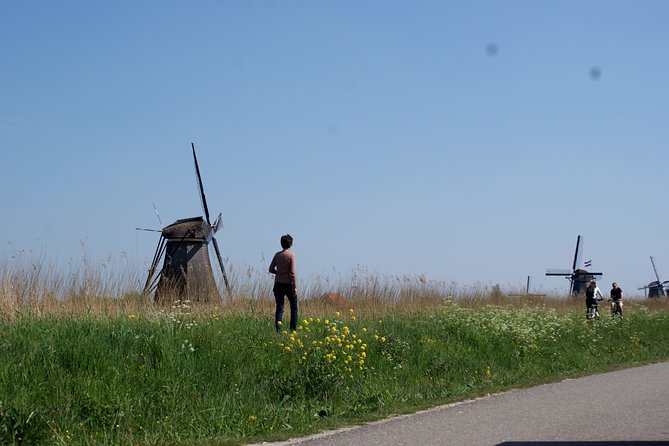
[609,299,623,319]
[586,298,603,320]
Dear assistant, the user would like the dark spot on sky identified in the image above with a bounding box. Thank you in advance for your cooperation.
[328,124,340,136]
[486,43,498,56]
[589,66,602,80]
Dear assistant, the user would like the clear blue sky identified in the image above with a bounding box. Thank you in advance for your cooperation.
[2,1,668,296]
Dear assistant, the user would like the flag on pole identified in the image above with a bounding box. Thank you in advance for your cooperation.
[584,260,592,268]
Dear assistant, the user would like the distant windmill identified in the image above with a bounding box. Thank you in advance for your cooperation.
[143,143,231,303]
[638,256,668,298]
[546,235,603,295]
[507,276,547,298]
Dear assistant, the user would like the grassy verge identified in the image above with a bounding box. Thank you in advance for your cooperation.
[1,299,668,445]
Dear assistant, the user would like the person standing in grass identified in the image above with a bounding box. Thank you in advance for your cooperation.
[269,234,298,332]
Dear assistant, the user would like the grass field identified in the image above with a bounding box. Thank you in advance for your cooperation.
[1,258,669,445]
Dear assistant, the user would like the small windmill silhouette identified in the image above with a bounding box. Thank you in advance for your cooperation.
[638,256,668,298]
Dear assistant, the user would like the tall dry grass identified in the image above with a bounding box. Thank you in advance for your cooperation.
[2,254,667,320]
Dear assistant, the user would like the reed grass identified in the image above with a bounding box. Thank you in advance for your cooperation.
[2,253,665,318]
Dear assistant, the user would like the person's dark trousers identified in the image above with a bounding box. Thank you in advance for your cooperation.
[273,282,298,332]
[585,297,597,310]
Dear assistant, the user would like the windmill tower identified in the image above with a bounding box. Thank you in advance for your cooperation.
[638,256,667,298]
[545,235,603,295]
[143,143,231,303]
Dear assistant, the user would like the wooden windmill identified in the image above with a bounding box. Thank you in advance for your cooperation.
[143,143,231,303]
[638,256,668,298]
[545,235,602,295]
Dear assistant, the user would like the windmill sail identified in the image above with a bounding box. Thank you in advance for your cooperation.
[193,143,211,224]
[192,143,231,299]
[572,235,583,273]
[651,256,661,283]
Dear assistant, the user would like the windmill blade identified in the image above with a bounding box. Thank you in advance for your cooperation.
[153,203,163,227]
[143,235,166,295]
[192,142,211,225]
[662,280,669,286]
[650,256,661,283]
[572,235,583,272]
[546,268,572,276]
[211,236,232,299]
[135,227,162,233]
[212,213,222,234]
[569,277,575,296]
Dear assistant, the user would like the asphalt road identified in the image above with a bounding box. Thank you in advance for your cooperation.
[250,361,669,446]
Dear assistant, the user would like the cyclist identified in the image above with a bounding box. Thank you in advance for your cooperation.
[592,280,605,301]
[609,282,624,318]
[585,281,601,320]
